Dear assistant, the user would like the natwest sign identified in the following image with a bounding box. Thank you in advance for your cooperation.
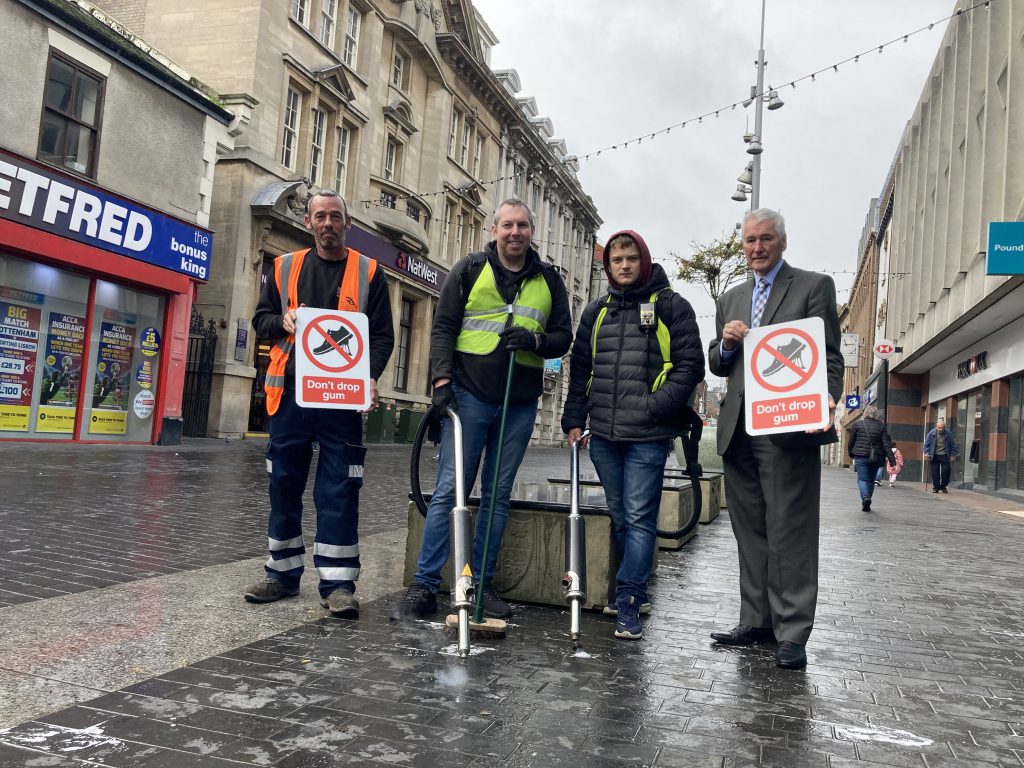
[396,252,440,287]
[0,149,213,280]
[346,226,448,292]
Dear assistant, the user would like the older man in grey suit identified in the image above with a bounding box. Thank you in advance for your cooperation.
[708,208,843,669]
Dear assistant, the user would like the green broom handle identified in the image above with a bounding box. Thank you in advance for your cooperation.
[472,352,516,624]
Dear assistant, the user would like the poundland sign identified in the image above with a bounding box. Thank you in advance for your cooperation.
[0,151,212,280]
[987,221,1024,275]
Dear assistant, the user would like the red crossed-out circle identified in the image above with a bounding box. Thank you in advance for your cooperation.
[750,327,818,394]
[301,314,364,373]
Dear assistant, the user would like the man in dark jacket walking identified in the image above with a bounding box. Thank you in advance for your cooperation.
[923,418,959,493]
[847,405,893,511]
[562,230,704,640]
[394,198,572,621]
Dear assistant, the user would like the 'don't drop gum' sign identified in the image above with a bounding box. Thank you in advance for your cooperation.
[743,316,830,436]
[294,308,370,410]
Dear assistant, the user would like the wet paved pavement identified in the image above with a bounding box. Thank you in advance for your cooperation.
[1,437,1023,766]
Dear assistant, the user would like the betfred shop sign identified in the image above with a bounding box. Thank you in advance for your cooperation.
[0,150,213,280]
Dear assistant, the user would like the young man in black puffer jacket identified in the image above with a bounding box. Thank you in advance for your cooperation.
[562,230,704,640]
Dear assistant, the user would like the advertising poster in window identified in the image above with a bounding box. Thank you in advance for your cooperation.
[88,319,136,435]
[0,298,42,432]
[35,312,87,433]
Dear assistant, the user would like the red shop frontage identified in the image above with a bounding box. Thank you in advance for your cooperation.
[0,149,213,444]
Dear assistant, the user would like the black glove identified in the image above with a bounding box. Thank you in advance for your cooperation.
[431,382,457,415]
[500,325,537,351]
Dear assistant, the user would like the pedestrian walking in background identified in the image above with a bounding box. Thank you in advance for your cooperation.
[707,208,843,670]
[244,190,394,618]
[847,405,894,512]
[923,418,959,493]
[886,446,904,487]
[561,229,704,640]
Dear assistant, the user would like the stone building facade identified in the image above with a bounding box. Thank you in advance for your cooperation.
[0,0,234,444]
[89,0,601,443]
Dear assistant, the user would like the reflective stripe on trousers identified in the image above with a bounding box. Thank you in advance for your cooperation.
[265,395,366,598]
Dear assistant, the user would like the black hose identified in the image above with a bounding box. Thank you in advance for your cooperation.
[656,412,704,540]
[409,404,439,517]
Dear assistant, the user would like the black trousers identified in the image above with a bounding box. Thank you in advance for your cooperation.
[930,455,951,490]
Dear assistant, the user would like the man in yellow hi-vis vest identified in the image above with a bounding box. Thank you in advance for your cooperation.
[393,199,572,621]
[245,191,393,618]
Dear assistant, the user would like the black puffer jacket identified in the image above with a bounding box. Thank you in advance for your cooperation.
[847,417,893,460]
[561,263,705,441]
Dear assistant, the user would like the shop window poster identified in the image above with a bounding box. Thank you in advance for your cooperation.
[35,312,87,433]
[0,299,42,432]
[89,319,137,435]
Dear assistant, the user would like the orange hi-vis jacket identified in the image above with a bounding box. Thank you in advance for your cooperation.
[264,247,377,415]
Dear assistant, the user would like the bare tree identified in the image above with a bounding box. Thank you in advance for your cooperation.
[668,231,748,302]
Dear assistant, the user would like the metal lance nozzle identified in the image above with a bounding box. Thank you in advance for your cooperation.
[448,408,474,659]
[563,431,589,651]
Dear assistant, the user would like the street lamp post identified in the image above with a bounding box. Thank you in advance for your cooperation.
[750,0,767,209]
[731,0,783,209]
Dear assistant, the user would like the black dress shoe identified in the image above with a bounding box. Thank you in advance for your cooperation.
[932,488,940,493]
[940,488,948,494]
[710,624,776,646]
[776,641,807,669]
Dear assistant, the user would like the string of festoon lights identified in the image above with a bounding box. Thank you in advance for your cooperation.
[359,0,996,215]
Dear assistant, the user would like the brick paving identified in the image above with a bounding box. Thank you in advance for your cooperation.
[1,437,1023,766]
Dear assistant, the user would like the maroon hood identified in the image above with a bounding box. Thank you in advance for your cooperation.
[603,229,653,290]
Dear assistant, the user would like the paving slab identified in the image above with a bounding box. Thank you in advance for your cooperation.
[0,438,1022,766]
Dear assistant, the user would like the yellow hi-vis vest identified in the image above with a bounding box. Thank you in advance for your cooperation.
[263,247,377,415]
[586,289,673,395]
[454,261,551,368]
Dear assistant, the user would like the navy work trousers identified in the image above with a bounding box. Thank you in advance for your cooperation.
[265,393,366,598]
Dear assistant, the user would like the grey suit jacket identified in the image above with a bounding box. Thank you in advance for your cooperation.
[708,261,843,455]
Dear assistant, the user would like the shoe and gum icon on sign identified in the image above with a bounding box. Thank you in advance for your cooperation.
[761,338,807,377]
[313,325,354,356]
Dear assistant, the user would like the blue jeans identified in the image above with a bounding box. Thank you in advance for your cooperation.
[854,458,880,501]
[266,394,365,598]
[414,384,537,591]
[588,435,672,603]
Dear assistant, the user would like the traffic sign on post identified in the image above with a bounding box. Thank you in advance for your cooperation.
[743,316,831,435]
[294,308,371,410]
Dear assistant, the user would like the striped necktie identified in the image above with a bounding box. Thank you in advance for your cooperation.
[751,277,770,328]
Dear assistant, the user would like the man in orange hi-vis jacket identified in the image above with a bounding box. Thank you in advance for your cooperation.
[245,190,393,618]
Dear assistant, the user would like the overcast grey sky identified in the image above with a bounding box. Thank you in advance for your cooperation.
[474,0,958,362]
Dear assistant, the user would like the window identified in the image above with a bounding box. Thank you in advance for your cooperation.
[460,122,471,168]
[309,108,326,185]
[441,201,452,261]
[384,136,402,182]
[455,211,464,255]
[320,0,337,47]
[406,202,421,222]
[334,124,350,195]
[343,6,361,67]
[391,51,408,89]
[394,299,414,391]
[38,52,104,177]
[280,87,300,170]
[291,0,307,25]
[448,108,460,158]
[473,135,484,177]
[513,164,523,197]
[379,190,397,209]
